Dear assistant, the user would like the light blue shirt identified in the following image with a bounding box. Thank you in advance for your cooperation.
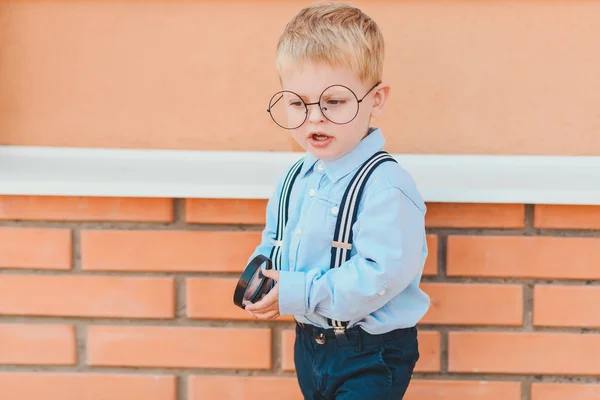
[249,128,430,334]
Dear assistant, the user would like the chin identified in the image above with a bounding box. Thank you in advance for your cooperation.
[309,147,338,161]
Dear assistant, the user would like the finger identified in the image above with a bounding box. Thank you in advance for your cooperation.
[250,298,278,313]
[245,300,276,314]
[244,302,261,312]
[266,312,280,320]
[245,288,277,311]
[246,290,277,311]
[254,309,280,320]
[261,269,279,281]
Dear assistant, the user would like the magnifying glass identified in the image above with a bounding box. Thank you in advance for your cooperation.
[233,254,274,309]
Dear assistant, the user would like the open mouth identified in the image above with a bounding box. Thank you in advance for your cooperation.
[310,132,332,141]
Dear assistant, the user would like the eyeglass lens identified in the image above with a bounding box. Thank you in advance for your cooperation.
[268,85,360,129]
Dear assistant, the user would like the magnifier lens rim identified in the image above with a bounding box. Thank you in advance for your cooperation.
[233,254,273,309]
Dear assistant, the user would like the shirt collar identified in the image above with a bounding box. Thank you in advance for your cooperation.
[299,128,386,183]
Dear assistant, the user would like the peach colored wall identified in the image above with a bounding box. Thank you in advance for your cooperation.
[1,0,599,155]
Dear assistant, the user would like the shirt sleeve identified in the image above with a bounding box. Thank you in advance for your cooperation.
[278,186,426,320]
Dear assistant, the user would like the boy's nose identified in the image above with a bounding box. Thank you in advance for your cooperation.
[306,104,326,123]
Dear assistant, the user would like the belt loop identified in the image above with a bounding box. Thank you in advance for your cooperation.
[357,330,362,352]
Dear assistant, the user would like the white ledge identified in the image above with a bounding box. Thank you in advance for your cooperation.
[1,145,600,205]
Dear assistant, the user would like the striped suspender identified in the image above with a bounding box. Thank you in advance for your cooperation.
[269,158,304,271]
[327,151,397,331]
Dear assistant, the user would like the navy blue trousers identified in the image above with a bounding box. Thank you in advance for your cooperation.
[294,323,419,400]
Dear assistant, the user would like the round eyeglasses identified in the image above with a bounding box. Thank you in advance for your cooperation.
[267,81,381,130]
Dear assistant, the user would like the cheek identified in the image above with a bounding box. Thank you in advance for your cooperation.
[291,130,306,145]
[342,112,370,137]
[357,103,374,122]
[333,121,371,150]
[334,128,359,148]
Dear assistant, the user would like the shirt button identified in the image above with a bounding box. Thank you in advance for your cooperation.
[308,189,316,197]
[317,163,325,172]
[296,228,303,236]
[331,206,339,216]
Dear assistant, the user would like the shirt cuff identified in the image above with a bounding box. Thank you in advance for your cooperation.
[278,271,307,316]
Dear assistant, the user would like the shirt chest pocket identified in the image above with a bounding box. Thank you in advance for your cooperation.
[304,193,340,244]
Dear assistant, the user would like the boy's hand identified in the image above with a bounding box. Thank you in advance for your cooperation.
[245,269,280,320]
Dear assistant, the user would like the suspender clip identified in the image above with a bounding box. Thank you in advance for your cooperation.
[333,326,346,336]
[333,326,349,344]
[332,241,352,250]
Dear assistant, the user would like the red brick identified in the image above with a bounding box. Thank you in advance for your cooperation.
[282,329,295,372]
[421,283,523,326]
[425,203,524,228]
[415,331,442,372]
[534,285,600,328]
[449,332,600,375]
[186,277,293,321]
[88,326,271,369]
[531,383,600,400]
[0,275,174,318]
[447,236,600,279]
[0,195,173,222]
[0,324,75,365]
[534,205,600,229]
[81,230,260,272]
[406,380,521,400]
[0,227,71,270]
[281,330,441,373]
[185,199,267,224]
[0,373,176,400]
[188,376,302,400]
[423,234,438,276]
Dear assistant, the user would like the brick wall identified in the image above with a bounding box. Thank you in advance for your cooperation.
[0,196,599,400]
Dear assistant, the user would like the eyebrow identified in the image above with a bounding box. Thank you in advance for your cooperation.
[287,86,352,100]
[288,93,313,102]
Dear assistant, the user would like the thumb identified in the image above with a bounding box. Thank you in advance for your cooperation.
[261,268,279,281]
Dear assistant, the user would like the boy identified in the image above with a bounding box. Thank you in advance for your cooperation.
[245,2,430,399]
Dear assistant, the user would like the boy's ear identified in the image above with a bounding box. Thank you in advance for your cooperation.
[370,82,390,118]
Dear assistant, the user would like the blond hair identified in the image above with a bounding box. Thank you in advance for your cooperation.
[276,2,384,85]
